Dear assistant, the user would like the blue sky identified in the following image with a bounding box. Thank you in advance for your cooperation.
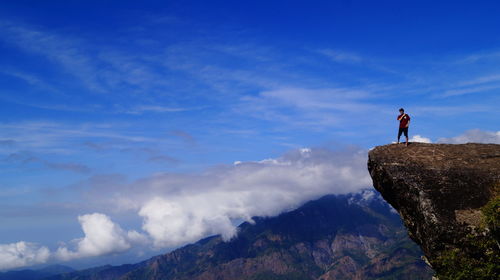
[1,0,500,270]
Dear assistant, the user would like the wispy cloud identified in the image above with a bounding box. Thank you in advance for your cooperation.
[0,94,98,113]
[147,155,179,164]
[0,139,16,147]
[412,105,492,116]
[0,21,103,92]
[238,87,385,129]
[82,141,108,151]
[4,152,91,174]
[457,51,500,64]
[458,74,500,86]
[441,84,500,97]
[432,72,500,97]
[121,147,179,164]
[44,161,91,174]
[318,49,362,63]
[124,105,203,115]
[0,69,62,95]
[0,20,195,102]
[255,87,373,110]
[0,121,157,154]
[169,130,197,146]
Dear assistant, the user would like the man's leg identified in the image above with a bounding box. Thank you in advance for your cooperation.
[397,128,403,143]
[404,128,409,146]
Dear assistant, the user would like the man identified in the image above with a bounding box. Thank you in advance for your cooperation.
[397,108,410,146]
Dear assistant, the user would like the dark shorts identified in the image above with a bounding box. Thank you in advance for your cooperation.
[398,127,408,138]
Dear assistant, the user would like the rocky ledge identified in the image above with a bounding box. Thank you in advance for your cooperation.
[368,143,499,279]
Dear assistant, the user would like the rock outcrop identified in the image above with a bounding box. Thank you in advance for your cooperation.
[368,143,500,279]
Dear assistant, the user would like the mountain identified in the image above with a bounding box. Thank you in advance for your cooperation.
[46,192,432,280]
[0,265,74,280]
[368,143,500,279]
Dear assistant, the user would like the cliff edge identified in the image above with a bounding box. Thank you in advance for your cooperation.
[368,143,499,279]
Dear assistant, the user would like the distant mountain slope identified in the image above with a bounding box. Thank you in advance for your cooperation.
[47,192,433,280]
[0,265,74,280]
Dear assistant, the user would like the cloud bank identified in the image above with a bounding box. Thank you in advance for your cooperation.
[408,130,500,144]
[0,146,371,270]
[0,242,50,270]
[438,129,500,144]
[102,147,372,247]
[0,213,146,270]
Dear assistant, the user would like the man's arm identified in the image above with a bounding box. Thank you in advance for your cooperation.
[397,113,406,121]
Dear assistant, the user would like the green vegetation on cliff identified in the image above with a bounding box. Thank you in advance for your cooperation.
[435,194,500,280]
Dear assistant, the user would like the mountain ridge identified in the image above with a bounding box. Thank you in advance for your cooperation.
[45,192,432,280]
[0,265,75,280]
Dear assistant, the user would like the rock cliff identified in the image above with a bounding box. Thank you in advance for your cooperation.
[368,143,500,279]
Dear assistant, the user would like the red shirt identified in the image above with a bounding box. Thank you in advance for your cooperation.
[398,113,410,128]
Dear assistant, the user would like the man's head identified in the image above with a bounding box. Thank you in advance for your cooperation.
[399,108,404,114]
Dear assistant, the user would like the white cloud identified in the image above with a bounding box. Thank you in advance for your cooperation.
[361,189,375,201]
[1,146,373,268]
[1,214,147,270]
[139,197,237,247]
[98,147,373,248]
[0,242,50,270]
[438,129,500,144]
[55,213,146,261]
[409,135,432,143]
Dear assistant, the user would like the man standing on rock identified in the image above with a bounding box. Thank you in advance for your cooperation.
[397,108,410,146]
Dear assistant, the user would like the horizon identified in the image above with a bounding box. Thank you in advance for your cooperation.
[1,0,500,271]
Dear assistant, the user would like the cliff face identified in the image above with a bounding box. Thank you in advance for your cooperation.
[368,143,500,279]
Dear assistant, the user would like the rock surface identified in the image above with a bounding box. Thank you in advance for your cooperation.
[368,143,500,277]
